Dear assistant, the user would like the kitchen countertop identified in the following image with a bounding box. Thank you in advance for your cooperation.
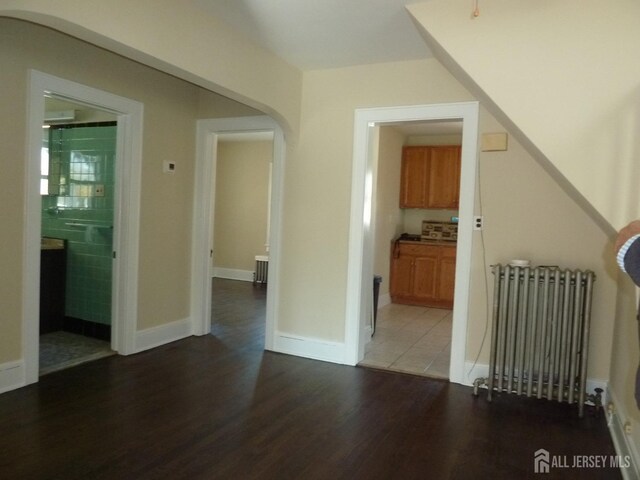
[41,237,66,250]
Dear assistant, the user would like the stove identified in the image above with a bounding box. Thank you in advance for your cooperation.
[421,221,458,242]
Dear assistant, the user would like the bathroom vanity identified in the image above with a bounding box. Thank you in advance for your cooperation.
[40,237,67,334]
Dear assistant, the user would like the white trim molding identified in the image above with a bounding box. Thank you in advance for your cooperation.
[272,331,346,365]
[377,293,391,310]
[345,101,480,385]
[134,317,192,353]
[0,361,26,394]
[607,387,640,479]
[24,71,143,386]
[212,268,254,282]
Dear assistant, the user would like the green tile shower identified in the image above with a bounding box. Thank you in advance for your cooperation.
[41,123,116,339]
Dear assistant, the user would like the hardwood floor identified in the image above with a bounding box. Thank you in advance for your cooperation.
[0,279,622,479]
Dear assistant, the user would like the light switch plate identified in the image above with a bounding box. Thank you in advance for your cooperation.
[94,184,105,197]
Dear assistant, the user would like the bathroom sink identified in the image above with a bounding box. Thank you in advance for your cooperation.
[41,237,65,250]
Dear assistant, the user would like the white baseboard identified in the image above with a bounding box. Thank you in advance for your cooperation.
[0,360,25,394]
[272,331,345,364]
[463,361,488,386]
[463,361,609,402]
[134,317,192,353]
[377,292,391,309]
[607,387,640,479]
[212,267,253,282]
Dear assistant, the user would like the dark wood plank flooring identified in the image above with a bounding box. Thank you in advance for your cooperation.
[0,279,621,479]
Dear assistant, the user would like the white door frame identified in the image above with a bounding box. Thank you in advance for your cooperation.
[191,116,285,349]
[24,70,143,384]
[345,102,479,385]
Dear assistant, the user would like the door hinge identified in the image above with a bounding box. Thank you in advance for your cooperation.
[113,251,117,259]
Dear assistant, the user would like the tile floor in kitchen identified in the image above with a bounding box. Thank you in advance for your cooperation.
[359,302,452,379]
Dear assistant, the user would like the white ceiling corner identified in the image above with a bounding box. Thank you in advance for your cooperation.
[191,0,432,70]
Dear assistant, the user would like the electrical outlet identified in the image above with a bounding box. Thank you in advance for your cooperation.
[94,184,105,197]
[473,215,484,230]
[163,161,176,174]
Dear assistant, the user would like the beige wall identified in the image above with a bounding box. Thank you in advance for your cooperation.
[407,0,640,446]
[278,59,473,340]
[0,19,255,362]
[213,141,272,272]
[468,107,617,382]
[405,134,462,146]
[0,0,302,133]
[408,0,640,232]
[0,12,622,396]
[373,127,405,298]
[610,279,640,451]
[277,58,615,383]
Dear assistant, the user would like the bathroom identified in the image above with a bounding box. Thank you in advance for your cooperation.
[39,98,117,374]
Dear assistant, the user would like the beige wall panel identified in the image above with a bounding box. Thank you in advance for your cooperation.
[214,141,271,271]
[467,107,616,381]
[0,0,302,133]
[278,59,474,340]
[278,58,615,383]
[409,0,640,231]
[373,127,405,298]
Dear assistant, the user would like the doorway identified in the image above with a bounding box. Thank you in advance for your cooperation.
[358,120,463,378]
[191,116,285,351]
[24,70,143,385]
[345,102,479,386]
[211,132,274,342]
[39,98,118,374]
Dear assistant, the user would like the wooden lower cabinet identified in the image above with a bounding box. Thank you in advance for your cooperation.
[437,247,457,304]
[390,242,456,308]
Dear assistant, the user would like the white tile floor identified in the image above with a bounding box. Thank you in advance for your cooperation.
[359,303,452,379]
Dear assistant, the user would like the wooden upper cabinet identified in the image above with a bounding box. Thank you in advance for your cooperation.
[400,145,461,209]
[428,146,461,209]
[399,147,429,208]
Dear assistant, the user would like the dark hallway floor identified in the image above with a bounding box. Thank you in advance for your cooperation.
[0,279,622,479]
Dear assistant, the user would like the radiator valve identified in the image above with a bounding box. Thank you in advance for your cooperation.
[586,388,603,408]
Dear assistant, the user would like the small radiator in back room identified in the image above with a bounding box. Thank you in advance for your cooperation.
[254,255,269,284]
[473,264,599,417]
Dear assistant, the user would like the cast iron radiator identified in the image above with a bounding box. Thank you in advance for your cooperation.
[254,255,269,284]
[473,264,598,417]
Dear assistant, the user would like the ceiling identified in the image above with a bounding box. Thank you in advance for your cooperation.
[191,0,432,70]
[46,3,450,136]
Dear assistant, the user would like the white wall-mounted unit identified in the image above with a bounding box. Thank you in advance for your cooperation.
[44,110,75,123]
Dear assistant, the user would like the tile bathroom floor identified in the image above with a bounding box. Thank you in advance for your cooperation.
[39,331,115,376]
[359,303,452,379]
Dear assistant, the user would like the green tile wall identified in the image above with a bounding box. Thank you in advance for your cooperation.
[41,124,116,325]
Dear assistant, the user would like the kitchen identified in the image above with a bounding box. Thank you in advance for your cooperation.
[360,121,462,378]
